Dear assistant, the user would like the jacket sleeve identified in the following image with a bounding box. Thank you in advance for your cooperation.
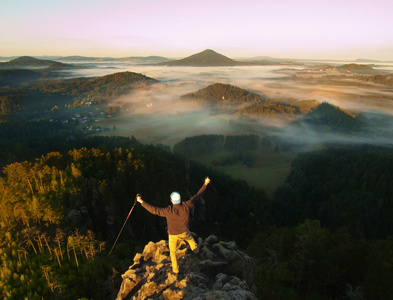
[185,183,208,207]
[141,201,169,217]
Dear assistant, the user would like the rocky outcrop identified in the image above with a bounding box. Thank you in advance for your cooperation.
[116,234,257,300]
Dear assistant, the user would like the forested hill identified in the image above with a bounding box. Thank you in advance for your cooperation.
[181,82,266,103]
[181,82,319,118]
[0,56,81,69]
[299,102,367,134]
[315,63,376,74]
[33,71,158,98]
[336,63,375,74]
[0,71,158,117]
[160,49,242,66]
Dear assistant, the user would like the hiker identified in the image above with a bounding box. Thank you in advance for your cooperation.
[136,177,211,274]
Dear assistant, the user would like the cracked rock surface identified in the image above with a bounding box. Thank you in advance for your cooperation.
[116,234,257,300]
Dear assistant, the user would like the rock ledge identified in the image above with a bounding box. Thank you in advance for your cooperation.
[116,234,257,300]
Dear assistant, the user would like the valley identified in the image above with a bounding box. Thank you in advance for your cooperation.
[2,50,393,299]
[2,51,393,198]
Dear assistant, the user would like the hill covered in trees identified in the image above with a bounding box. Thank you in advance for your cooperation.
[32,71,158,101]
[298,102,367,134]
[0,71,158,119]
[181,83,393,144]
[182,82,320,119]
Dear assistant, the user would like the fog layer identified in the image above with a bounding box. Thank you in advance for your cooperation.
[70,61,393,147]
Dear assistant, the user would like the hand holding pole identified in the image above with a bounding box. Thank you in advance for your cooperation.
[108,194,139,255]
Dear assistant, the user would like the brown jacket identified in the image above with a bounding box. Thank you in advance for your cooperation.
[141,184,207,235]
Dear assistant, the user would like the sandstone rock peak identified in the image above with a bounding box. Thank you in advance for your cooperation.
[116,234,257,299]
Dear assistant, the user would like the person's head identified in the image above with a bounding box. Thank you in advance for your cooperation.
[170,191,181,204]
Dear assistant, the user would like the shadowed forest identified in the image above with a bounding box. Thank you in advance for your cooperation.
[1,53,393,299]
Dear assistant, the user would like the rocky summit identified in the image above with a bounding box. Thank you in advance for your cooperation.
[116,234,257,300]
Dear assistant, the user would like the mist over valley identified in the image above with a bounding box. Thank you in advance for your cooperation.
[2,50,393,197]
[4,0,393,297]
[2,50,393,300]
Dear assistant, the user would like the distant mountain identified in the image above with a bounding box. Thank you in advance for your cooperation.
[161,49,243,66]
[0,56,82,69]
[0,56,87,86]
[56,55,170,64]
[160,49,296,66]
[355,58,382,63]
[116,56,170,64]
[55,56,114,62]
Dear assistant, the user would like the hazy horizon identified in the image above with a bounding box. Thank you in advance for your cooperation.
[1,0,393,61]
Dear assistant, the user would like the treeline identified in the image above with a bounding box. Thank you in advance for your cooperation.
[173,134,264,166]
[0,69,42,87]
[3,137,393,299]
[245,145,393,299]
[272,146,393,239]
[2,118,393,298]
[0,120,83,169]
[173,134,261,155]
[0,136,268,299]
[248,219,393,299]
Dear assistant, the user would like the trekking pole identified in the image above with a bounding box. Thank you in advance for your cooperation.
[108,194,139,255]
[209,181,219,195]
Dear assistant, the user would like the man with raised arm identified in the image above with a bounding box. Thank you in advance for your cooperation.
[137,177,211,274]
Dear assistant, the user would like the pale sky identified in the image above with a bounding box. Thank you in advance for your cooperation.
[1,0,393,60]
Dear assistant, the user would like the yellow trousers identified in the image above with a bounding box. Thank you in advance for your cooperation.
[168,231,197,273]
